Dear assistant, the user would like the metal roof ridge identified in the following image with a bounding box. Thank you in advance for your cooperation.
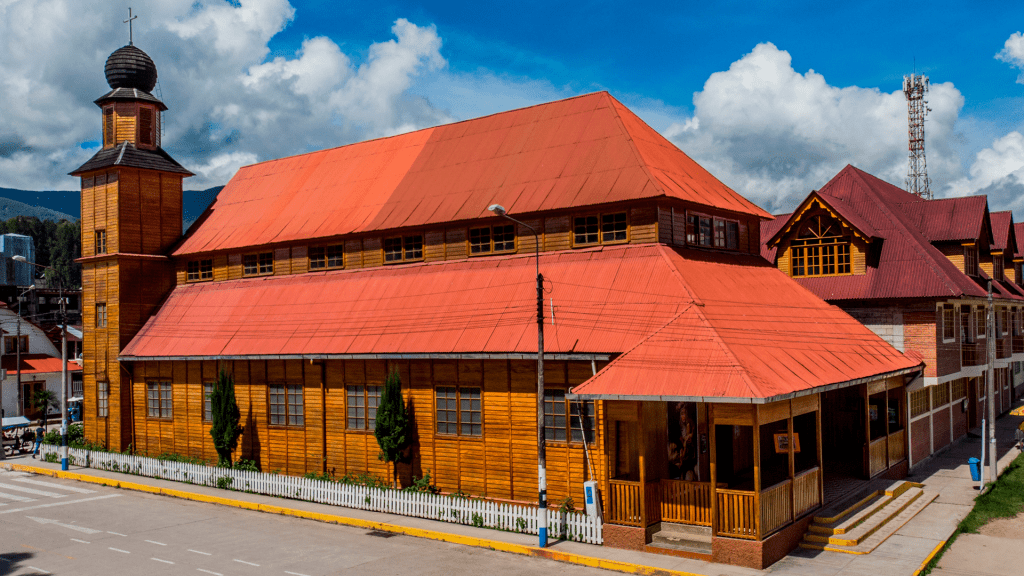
[845,168,977,298]
[605,94,665,199]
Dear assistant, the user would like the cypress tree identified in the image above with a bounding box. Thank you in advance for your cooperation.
[374,367,411,488]
[210,369,243,467]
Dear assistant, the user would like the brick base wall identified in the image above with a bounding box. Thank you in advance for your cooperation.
[911,418,930,465]
[951,400,968,440]
[710,514,816,569]
[933,406,951,451]
[602,524,646,551]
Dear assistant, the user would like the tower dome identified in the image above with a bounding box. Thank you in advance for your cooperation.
[104,45,158,92]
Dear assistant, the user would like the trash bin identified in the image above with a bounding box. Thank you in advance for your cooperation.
[969,457,981,481]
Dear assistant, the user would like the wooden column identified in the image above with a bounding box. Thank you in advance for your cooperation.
[753,418,762,540]
[816,402,824,506]
[864,385,871,478]
[788,410,796,519]
[320,360,327,475]
[637,402,646,530]
[709,405,718,536]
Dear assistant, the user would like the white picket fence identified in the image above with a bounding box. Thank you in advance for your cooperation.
[39,444,601,544]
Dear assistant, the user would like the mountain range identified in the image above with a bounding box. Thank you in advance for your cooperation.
[0,186,224,227]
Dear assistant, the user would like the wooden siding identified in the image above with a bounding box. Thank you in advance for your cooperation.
[123,359,606,505]
[170,201,761,287]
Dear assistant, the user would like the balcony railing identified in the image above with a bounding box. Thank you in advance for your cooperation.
[962,341,983,367]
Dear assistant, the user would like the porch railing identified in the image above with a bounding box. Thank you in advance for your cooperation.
[760,479,793,537]
[659,479,712,526]
[715,489,757,539]
[888,429,906,466]
[792,466,821,518]
[869,436,888,477]
[607,479,643,526]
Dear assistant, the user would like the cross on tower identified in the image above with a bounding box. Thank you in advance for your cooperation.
[124,7,138,46]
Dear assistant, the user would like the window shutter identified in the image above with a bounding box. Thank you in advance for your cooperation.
[103,107,114,146]
[139,107,153,146]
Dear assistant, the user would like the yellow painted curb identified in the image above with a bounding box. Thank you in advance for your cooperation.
[6,463,706,576]
[912,540,946,576]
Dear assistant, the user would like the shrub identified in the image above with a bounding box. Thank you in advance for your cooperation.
[210,369,243,467]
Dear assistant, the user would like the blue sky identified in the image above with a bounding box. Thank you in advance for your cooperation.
[2,0,1024,215]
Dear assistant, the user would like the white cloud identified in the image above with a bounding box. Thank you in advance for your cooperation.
[663,43,966,214]
[946,131,1024,214]
[0,1,451,190]
[997,31,1024,83]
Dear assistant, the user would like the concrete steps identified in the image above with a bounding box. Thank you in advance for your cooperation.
[648,522,712,556]
[800,480,936,554]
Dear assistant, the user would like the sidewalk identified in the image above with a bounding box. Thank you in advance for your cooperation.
[2,404,1022,576]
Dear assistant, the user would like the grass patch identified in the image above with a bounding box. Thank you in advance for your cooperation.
[919,451,1024,575]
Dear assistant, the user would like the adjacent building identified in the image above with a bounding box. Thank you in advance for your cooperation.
[762,165,1023,471]
[0,234,35,286]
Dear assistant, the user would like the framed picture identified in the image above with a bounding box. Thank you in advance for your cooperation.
[773,432,801,454]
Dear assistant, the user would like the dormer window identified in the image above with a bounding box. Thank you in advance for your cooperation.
[993,254,1004,282]
[964,245,978,276]
[790,215,851,277]
[686,212,739,249]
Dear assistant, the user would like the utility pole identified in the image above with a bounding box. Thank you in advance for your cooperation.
[489,203,547,547]
[59,284,68,471]
[987,282,997,484]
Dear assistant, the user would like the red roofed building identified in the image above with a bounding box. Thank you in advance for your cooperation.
[763,165,1023,474]
[75,46,922,568]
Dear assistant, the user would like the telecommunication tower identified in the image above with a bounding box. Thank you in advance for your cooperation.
[903,73,931,199]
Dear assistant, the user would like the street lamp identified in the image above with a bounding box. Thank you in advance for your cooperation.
[488,203,548,548]
[13,255,69,471]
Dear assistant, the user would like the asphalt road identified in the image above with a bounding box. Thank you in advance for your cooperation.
[0,469,604,576]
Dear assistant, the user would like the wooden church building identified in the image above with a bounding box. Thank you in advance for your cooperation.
[74,44,922,568]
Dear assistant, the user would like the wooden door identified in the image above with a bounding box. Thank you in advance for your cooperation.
[22,382,44,420]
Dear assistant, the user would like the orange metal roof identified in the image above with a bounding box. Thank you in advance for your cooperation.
[174,92,770,256]
[1,354,82,375]
[123,244,916,401]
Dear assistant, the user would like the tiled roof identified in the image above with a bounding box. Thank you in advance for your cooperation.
[173,92,771,256]
[767,166,998,301]
[122,243,917,402]
[70,141,193,176]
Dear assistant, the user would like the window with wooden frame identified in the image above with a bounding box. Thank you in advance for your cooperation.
[964,245,978,276]
[345,385,381,430]
[187,259,213,282]
[942,306,955,342]
[96,303,107,328]
[1000,308,1009,335]
[790,215,852,277]
[434,386,482,436]
[686,212,739,250]
[383,235,423,263]
[469,224,516,255]
[203,383,213,422]
[961,305,973,343]
[243,252,273,276]
[570,399,596,443]
[976,307,986,340]
[933,382,950,407]
[4,335,28,354]
[139,107,154,147]
[146,381,172,419]
[572,212,628,246]
[309,244,344,269]
[994,254,1004,281]
[909,388,930,418]
[952,379,968,401]
[97,381,109,417]
[269,384,304,426]
[103,106,114,147]
[95,229,107,255]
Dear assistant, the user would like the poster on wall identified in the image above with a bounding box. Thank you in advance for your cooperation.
[667,402,699,481]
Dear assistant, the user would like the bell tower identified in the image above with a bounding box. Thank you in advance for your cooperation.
[71,43,192,450]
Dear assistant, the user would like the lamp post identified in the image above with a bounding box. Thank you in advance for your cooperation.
[14,255,68,471]
[488,204,548,547]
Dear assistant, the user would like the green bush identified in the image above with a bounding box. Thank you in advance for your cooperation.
[233,459,259,472]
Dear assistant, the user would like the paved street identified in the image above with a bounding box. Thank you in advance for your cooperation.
[0,469,603,576]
